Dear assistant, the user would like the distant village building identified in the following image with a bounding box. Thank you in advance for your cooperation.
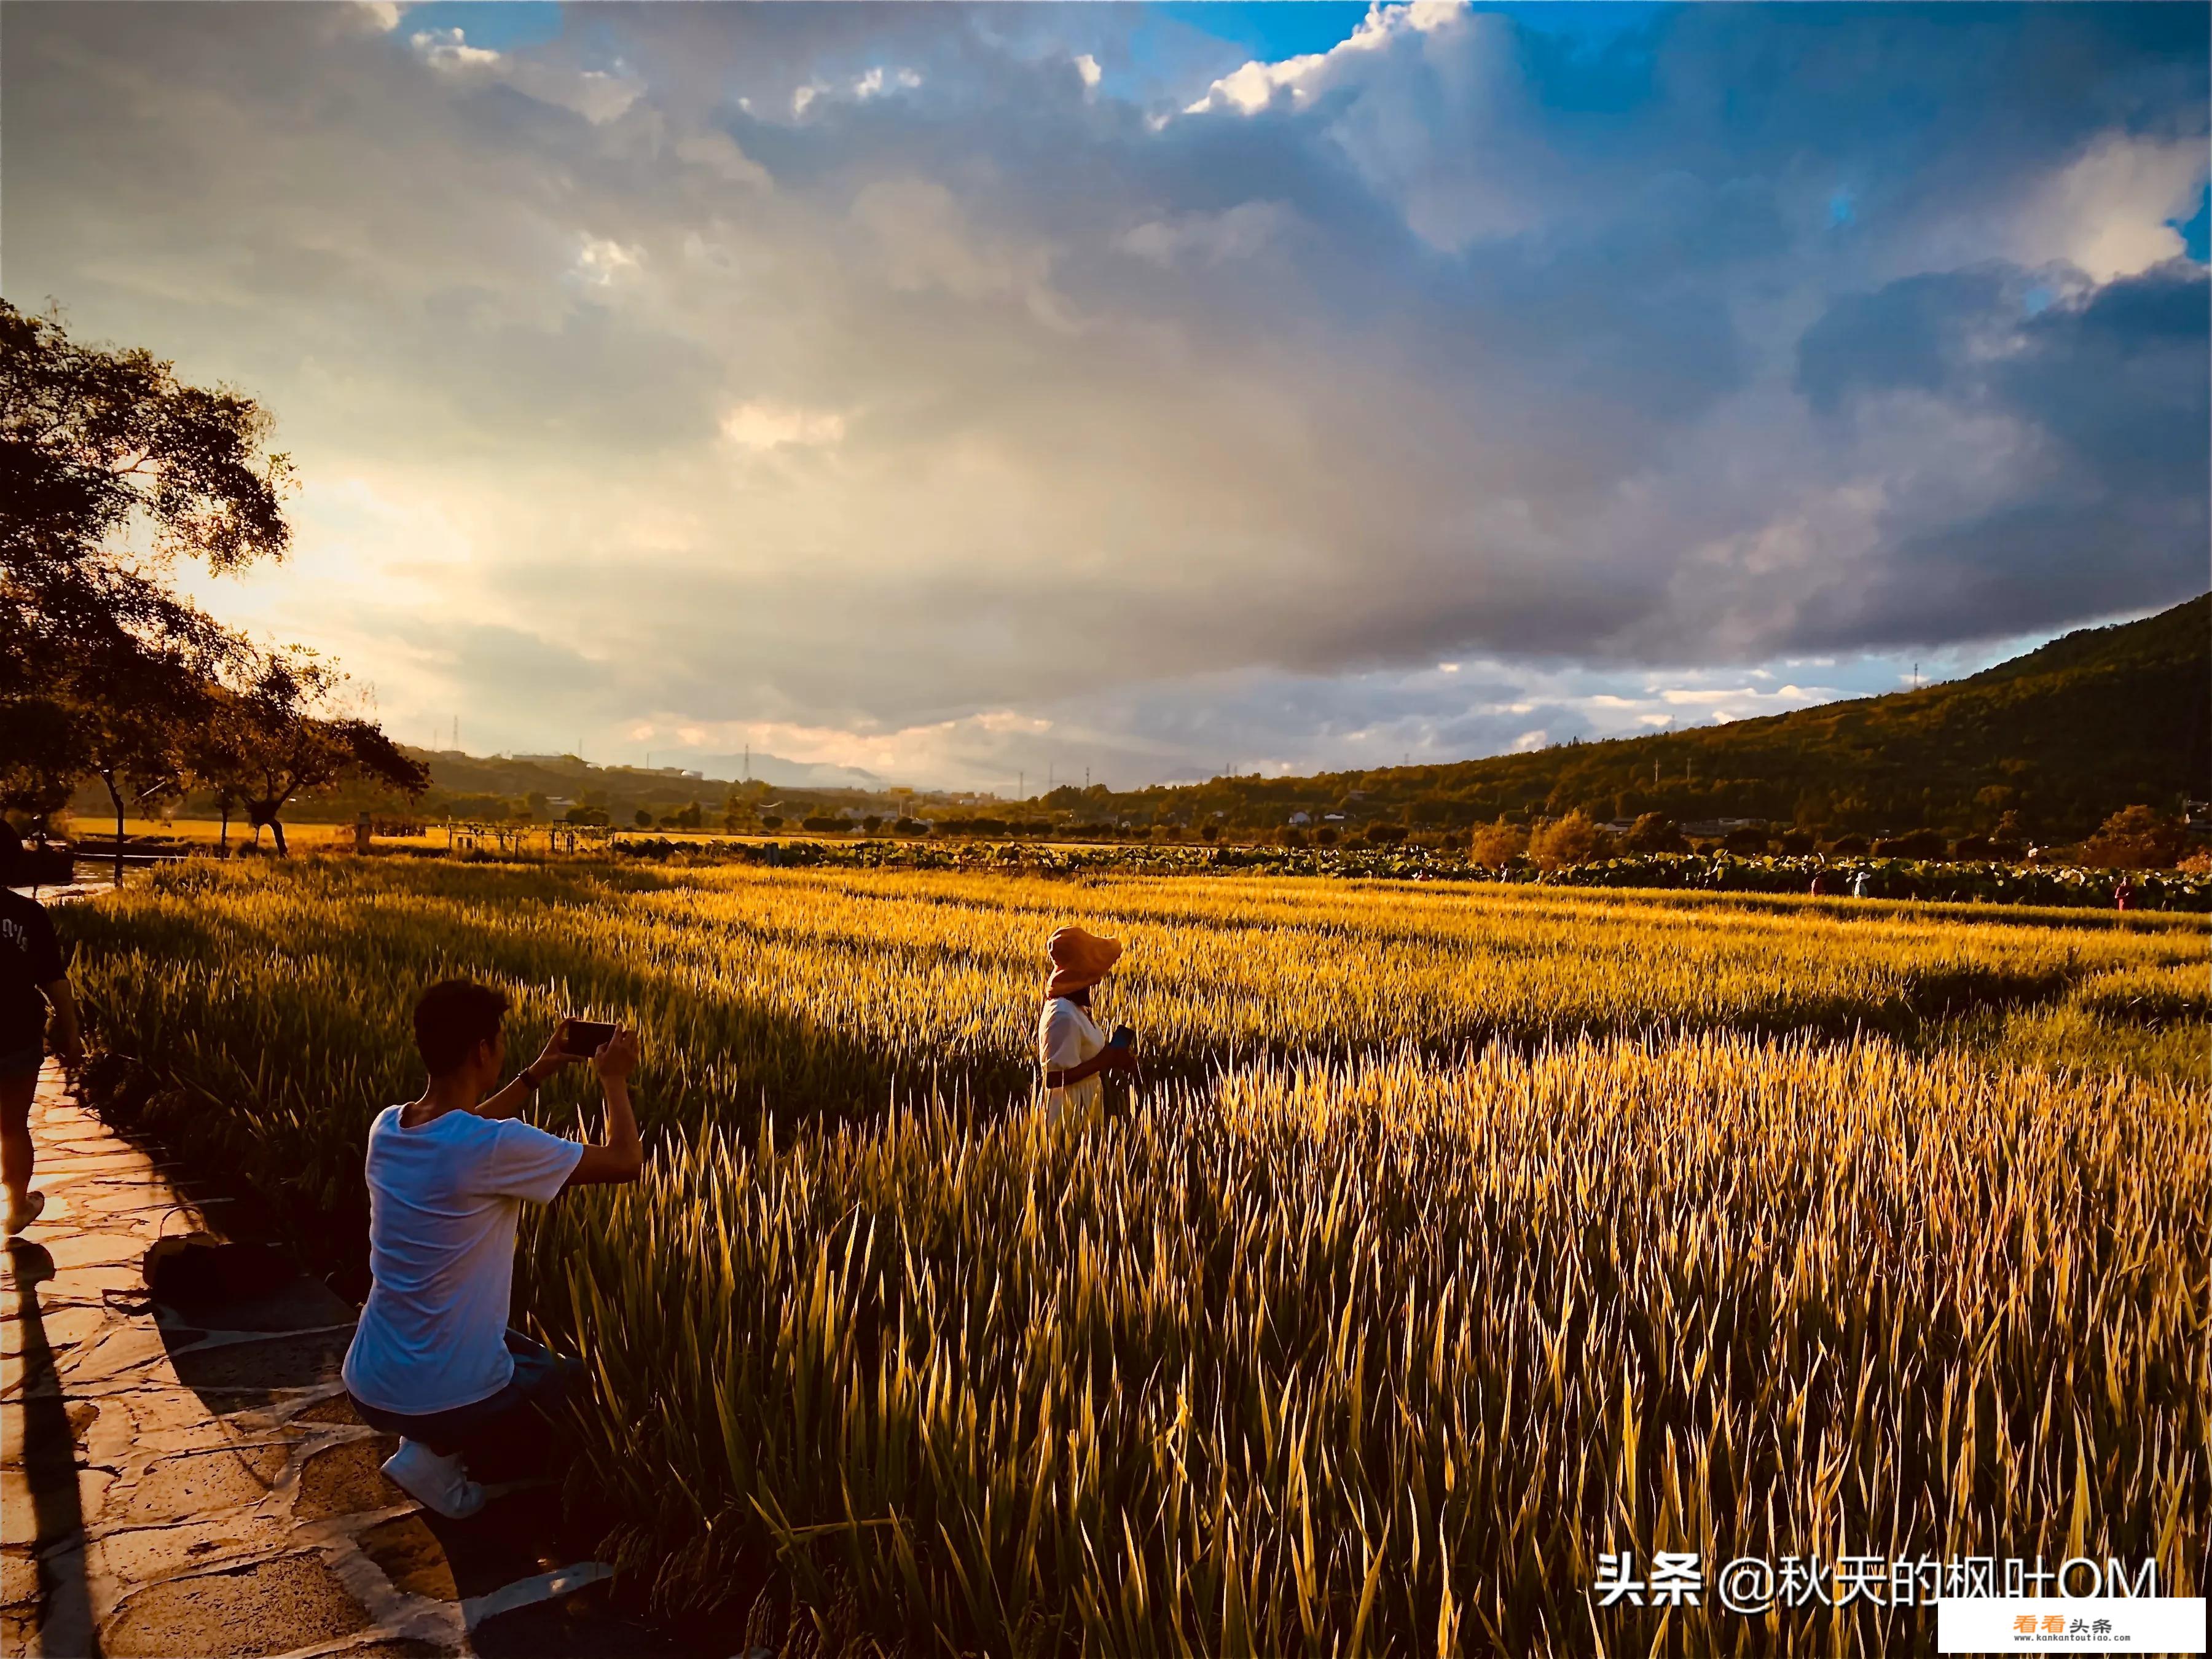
[1288,811,1311,826]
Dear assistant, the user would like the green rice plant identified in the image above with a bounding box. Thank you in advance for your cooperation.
[51,855,2211,1652]
[527,1035,2208,1653]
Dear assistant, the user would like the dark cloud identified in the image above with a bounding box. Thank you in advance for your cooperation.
[1788,261,2208,648]
[3,0,2204,783]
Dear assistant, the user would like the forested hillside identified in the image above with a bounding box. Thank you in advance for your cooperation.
[1121,594,2209,839]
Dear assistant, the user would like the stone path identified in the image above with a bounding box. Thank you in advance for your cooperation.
[1,1061,666,1659]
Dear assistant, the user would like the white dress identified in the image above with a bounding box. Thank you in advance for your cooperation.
[1038,997,1106,1117]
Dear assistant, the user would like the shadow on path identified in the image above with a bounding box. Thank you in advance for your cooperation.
[4,1237,103,1657]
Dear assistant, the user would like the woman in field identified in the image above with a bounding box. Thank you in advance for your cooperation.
[1038,925,1138,1119]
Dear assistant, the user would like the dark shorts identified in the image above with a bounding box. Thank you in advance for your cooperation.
[0,1045,42,1083]
[350,1330,582,1459]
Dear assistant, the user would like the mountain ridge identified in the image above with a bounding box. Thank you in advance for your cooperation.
[1102,594,2210,839]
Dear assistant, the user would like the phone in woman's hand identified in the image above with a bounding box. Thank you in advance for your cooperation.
[1108,1026,1137,1050]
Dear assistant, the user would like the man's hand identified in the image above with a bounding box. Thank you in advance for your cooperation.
[592,1026,639,1083]
[1099,1045,1141,1076]
[526,1022,591,1085]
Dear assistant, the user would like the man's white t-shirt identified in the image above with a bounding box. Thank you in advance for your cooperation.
[342,1105,584,1415]
[1038,997,1105,1115]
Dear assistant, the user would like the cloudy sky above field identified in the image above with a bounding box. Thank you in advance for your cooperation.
[6,2,2207,790]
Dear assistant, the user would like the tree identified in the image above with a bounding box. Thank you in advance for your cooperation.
[1529,810,1607,871]
[1469,817,1528,868]
[192,648,427,854]
[1872,828,1947,859]
[1623,812,1688,854]
[2,302,293,860]
[2080,805,2186,870]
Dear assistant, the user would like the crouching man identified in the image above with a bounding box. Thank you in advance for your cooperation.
[342,979,642,1518]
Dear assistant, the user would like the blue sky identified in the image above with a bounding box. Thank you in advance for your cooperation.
[7,1,2205,788]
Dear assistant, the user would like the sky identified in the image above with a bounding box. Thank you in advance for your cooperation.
[6,1,2206,792]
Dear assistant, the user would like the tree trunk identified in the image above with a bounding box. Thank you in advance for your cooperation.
[218,800,231,855]
[269,815,289,857]
[101,769,126,887]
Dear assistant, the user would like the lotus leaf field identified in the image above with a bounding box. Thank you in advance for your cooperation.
[56,856,2212,1655]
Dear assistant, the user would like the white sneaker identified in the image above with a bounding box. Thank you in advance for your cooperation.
[3,1188,44,1236]
[380,1437,486,1519]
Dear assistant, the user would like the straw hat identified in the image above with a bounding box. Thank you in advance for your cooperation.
[1045,925,1121,998]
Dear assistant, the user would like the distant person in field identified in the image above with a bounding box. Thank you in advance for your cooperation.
[2,825,84,1237]
[2114,876,2135,911]
[342,979,643,1519]
[1039,925,1138,1118]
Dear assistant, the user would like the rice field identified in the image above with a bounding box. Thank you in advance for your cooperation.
[55,856,2212,1655]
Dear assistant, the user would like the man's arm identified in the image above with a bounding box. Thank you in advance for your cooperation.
[475,1021,585,1121]
[565,1027,642,1188]
[43,980,84,1070]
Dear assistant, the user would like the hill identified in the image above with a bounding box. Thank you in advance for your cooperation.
[1100,594,2210,840]
[66,595,2206,842]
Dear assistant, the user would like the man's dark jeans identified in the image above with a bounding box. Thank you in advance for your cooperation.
[350,1330,582,1475]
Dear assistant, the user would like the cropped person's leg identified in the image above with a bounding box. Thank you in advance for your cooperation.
[349,1393,487,1518]
[457,1332,582,1483]
[2,1059,43,1234]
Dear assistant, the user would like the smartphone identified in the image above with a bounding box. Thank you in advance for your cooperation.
[1108,1025,1137,1051]
[558,1018,617,1057]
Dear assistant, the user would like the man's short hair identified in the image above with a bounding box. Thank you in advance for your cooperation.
[413,979,511,1076]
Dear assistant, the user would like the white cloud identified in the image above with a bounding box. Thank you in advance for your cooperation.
[673,131,771,190]
[573,237,643,285]
[1118,202,1289,269]
[853,66,922,100]
[850,178,1072,324]
[2011,132,2209,283]
[410,26,499,69]
[409,26,643,124]
[1182,0,1434,115]
[7,2,2200,785]
[719,400,848,452]
[1075,54,1102,92]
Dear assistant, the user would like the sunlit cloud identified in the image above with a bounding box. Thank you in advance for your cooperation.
[719,401,849,453]
[6,0,2202,786]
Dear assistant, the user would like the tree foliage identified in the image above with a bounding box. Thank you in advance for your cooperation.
[2080,806,2188,871]
[191,648,428,853]
[2,302,419,857]
[2,302,291,822]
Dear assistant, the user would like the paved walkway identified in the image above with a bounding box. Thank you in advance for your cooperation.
[2,1062,648,1659]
